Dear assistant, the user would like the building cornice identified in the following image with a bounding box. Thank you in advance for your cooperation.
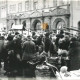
[7,5,70,19]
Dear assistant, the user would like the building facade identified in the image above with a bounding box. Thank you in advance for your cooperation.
[0,0,7,31]
[6,0,70,32]
[0,0,80,35]
[70,0,80,35]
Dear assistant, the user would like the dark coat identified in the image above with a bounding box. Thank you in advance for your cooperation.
[5,39,22,71]
[55,34,64,48]
[49,42,57,56]
[44,37,51,53]
[59,40,70,50]
[13,39,22,58]
[22,40,36,61]
[69,41,80,70]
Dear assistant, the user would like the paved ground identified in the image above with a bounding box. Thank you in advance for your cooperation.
[0,63,79,80]
[0,77,58,80]
[0,66,58,80]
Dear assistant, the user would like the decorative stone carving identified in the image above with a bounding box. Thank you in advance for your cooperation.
[43,12,51,17]
[51,7,69,16]
[40,7,70,17]
[30,10,42,17]
[20,13,30,19]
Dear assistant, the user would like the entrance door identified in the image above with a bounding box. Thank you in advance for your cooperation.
[33,20,41,31]
[56,21,66,34]
[36,22,41,31]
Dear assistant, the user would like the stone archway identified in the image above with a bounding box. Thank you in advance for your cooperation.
[53,18,66,33]
[7,20,15,30]
[32,19,41,31]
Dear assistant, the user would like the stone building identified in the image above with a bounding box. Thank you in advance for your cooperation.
[0,0,7,31]
[6,0,70,33]
[70,0,80,35]
[0,0,80,35]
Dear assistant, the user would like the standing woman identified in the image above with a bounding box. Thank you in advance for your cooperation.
[5,34,14,75]
[0,36,5,69]
[69,37,80,71]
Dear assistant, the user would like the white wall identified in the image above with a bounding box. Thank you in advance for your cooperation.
[70,0,80,35]
[70,1,80,28]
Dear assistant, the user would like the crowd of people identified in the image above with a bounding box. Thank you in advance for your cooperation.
[0,30,80,77]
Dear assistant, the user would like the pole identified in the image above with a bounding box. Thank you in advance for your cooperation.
[6,0,8,32]
[22,29,23,36]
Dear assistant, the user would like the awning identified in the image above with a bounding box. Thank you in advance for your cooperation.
[11,25,23,30]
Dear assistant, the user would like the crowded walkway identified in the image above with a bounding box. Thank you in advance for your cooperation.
[0,30,80,78]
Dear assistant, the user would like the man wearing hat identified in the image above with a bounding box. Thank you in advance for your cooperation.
[22,35,36,61]
[22,35,36,77]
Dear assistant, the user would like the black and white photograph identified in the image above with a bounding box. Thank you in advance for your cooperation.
[0,0,80,80]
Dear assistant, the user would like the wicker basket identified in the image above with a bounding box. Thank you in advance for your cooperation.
[35,64,56,77]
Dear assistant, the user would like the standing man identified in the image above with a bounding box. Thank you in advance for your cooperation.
[22,35,36,77]
[44,33,51,55]
[55,30,64,50]
[0,36,4,69]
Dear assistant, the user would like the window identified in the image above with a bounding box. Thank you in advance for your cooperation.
[25,1,29,11]
[78,0,80,6]
[57,0,64,6]
[34,1,38,10]
[53,0,57,7]
[62,0,69,5]
[1,6,6,18]
[10,4,16,13]
[44,0,48,8]
[18,3,22,12]
[44,0,46,8]
[56,21,66,34]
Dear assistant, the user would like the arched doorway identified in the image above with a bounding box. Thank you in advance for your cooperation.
[56,21,66,34]
[32,20,41,31]
[53,18,66,34]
